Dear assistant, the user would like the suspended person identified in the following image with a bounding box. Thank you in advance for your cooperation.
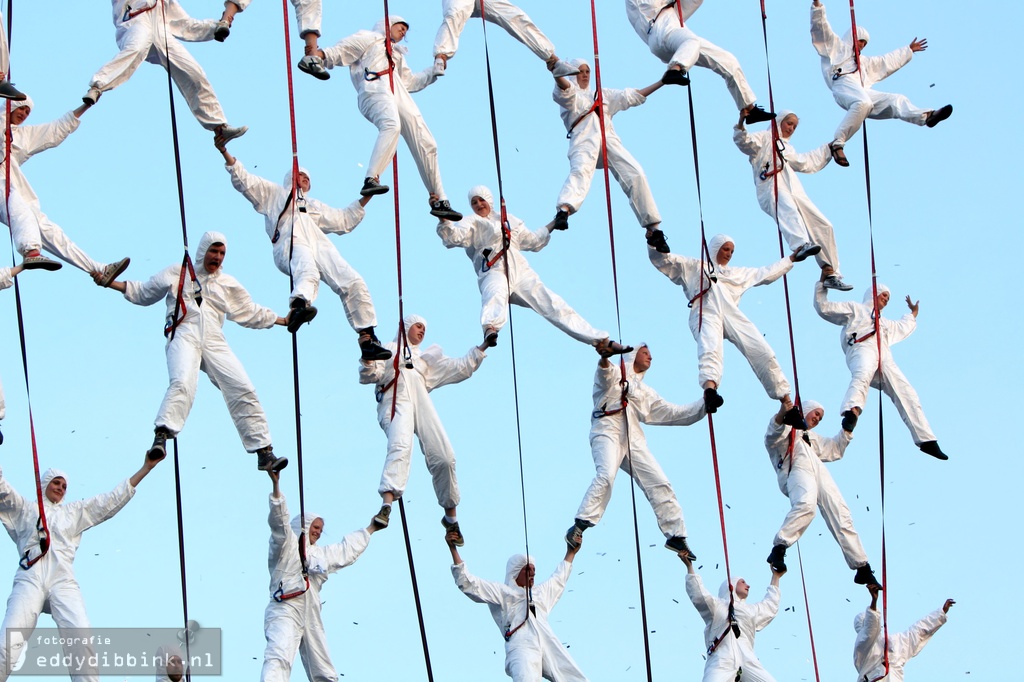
[447,531,588,681]
[566,345,705,558]
[437,185,630,355]
[154,645,184,682]
[624,0,775,124]
[0,264,25,446]
[647,231,818,421]
[85,0,248,148]
[219,146,392,361]
[813,269,947,460]
[430,0,579,79]
[312,16,463,221]
[679,551,784,682]
[0,10,26,100]
[550,58,666,243]
[854,584,954,682]
[96,232,291,472]
[261,470,379,682]
[2,97,130,281]
[734,108,853,292]
[214,0,327,80]
[0,459,161,682]
[360,315,487,539]
[810,0,952,167]
[763,399,881,588]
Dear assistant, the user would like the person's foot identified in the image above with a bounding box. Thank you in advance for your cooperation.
[0,424,4,446]
[0,80,27,101]
[552,209,569,231]
[841,410,859,433]
[432,57,447,78]
[484,328,499,348]
[360,177,389,197]
[147,427,172,462]
[95,257,130,288]
[21,253,62,271]
[782,406,809,430]
[429,199,463,221]
[214,20,231,42]
[359,328,393,361]
[925,104,952,128]
[287,299,318,334]
[565,519,592,550]
[214,124,248,148]
[829,143,849,167]
[703,387,724,414]
[665,536,696,560]
[596,339,633,358]
[744,104,776,124]
[766,544,787,573]
[298,54,331,81]
[256,446,289,472]
[441,517,464,546]
[823,274,854,291]
[792,243,822,262]
[662,68,689,86]
[646,228,670,254]
[82,87,102,106]
[917,440,948,461]
[373,504,391,529]
[854,564,882,589]
[548,59,580,78]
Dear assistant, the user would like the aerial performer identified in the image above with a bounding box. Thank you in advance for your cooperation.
[447,532,589,681]
[854,585,954,681]
[0,459,161,682]
[213,0,324,76]
[359,315,487,541]
[261,470,379,682]
[624,0,775,124]
[551,59,665,242]
[811,0,952,167]
[314,16,463,221]
[220,146,392,361]
[763,400,881,588]
[85,0,248,147]
[679,551,784,682]
[813,270,947,460]
[0,265,25,446]
[734,108,853,292]
[431,0,580,79]
[566,345,705,559]
[2,97,130,281]
[0,10,26,100]
[647,232,818,420]
[97,232,291,472]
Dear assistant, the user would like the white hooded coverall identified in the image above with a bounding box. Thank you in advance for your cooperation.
[452,554,588,681]
[91,0,232,131]
[686,573,780,682]
[575,351,705,538]
[811,3,928,146]
[228,0,322,38]
[734,113,841,276]
[1,99,109,271]
[321,18,450,201]
[438,186,609,345]
[853,606,947,682]
[813,282,936,445]
[763,409,868,569]
[123,232,277,452]
[261,494,370,682]
[554,64,660,228]
[359,315,485,506]
[226,160,377,331]
[0,467,137,682]
[648,235,793,398]
[434,0,557,63]
[625,0,757,111]
[0,269,12,422]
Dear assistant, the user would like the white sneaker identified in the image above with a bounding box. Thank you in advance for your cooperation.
[550,59,580,78]
[823,274,854,291]
[214,124,248,147]
[96,257,130,288]
[82,87,102,106]
[432,57,446,78]
[297,55,330,81]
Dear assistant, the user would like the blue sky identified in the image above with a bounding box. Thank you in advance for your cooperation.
[0,0,1017,680]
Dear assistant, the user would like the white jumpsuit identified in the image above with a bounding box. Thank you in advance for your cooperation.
[124,232,277,452]
[554,77,660,228]
[359,315,485,506]
[625,0,756,111]
[811,3,928,146]
[91,0,232,131]
[648,237,793,399]
[261,494,370,682]
[452,554,588,681]
[686,574,780,682]
[733,118,841,276]
[853,606,948,682]
[433,0,556,63]
[0,269,12,422]
[0,468,136,682]
[764,416,868,569]
[1,100,109,271]
[575,352,705,538]
[228,0,321,37]
[226,160,377,331]
[813,282,936,445]
[321,18,450,202]
[437,190,608,345]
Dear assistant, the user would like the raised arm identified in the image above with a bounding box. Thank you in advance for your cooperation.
[223,156,281,216]
[813,277,854,326]
[11,112,81,163]
[810,0,841,60]
[320,31,379,70]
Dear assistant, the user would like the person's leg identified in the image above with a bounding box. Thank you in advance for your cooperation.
[378,401,416,502]
[358,93,401,183]
[260,601,304,682]
[312,235,377,331]
[574,433,626,527]
[479,270,510,336]
[46,583,99,682]
[2,186,43,259]
[606,139,661,228]
[651,23,700,71]
[297,610,338,682]
[162,37,230,131]
[415,402,460,511]
[36,211,106,273]
[623,445,687,538]
[274,235,321,305]
[433,0,475,60]
[512,273,608,345]
[840,344,877,415]
[396,94,447,200]
[758,184,813,252]
[482,0,557,61]
[830,80,873,146]
[0,581,46,682]
[201,335,272,453]
[815,464,869,569]
[154,327,203,436]
[773,464,817,548]
[867,90,929,126]
[88,19,154,94]
[691,311,724,390]
[694,36,757,110]
[724,313,791,400]
[879,359,936,444]
[555,136,600,216]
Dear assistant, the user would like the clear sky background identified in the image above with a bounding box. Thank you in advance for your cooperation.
[0,0,1017,680]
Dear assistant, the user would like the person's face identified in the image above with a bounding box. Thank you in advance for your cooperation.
[805,408,824,430]
[471,195,491,218]
[716,241,735,266]
[780,115,799,138]
[735,579,750,599]
[9,106,29,126]
[407,322,426,346]
[875,291,890,310]
[857,38,867,51]
[308,518,323,545]
[390,22,408,43]
[203,243,226,274]
[297,172,310,193]
[514,563,535,588]
[575,64,591,89]
[45,477,67,504]
[166,655,184,682]
[633,346,652,373]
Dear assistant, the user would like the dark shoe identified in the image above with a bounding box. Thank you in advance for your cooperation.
[359,328,393,361]
[82,87,102,106]
[792,243,822,263]
[147,427,172,462]
[484,329,499,348]
[256,446,289,472]
[441,518,464,546]
[854,564,882,588]
[0,80,27,101]
[0,424,4,446]
[918,440,948,461]
[565,519,593,550]
[665,536,696,560]
[703,387,724,414]
[429,199,463,221]
[830,143,850,167]
[213,20,231,42]
[841,410,859,433]
[823,274,854,292]
[925,104,952,128]
[22,254,62,271]
[662,69,689,86]
[298,55,331,81]
[646,229,670,254]
[552,209,569,231]
[782,406,809,430]
[360,177,389,196]
[744,105,776,125]
[767,544,787,573]
[597,339,633,359]
[287,300,318,334]
[373,505,391,529]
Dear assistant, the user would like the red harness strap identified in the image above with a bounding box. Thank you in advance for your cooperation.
[567,93,602,138]
[164,253,201,340]
[123,1,158,23]
[480,223,512,272]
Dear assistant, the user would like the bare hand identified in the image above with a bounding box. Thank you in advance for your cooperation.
[771,564,787,577]
[905,295,919,316]
[942,598,955,613]
[90,271,105,286]
[909,37,928,52]
[267,469,280,484]
[678,551,693,569]
[444,530,461,548]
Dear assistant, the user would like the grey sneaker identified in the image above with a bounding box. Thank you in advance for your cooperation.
[823,274,854,291]
[298,54,330,81]
[96,257,130,287]
[147,427,172,462]
[792,243,822,262]
[565,524,585,550]
[0,81,26,101]
[82,87,102,106]
[22,254,61,271]
[665,536,696,560]
[214,124,248,148]
[441,518,464,546]
[256,446,289,472]
[373,505,391,529]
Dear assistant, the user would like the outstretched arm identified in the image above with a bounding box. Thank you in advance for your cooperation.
[637,80,664,98]
[128,454,161,488]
